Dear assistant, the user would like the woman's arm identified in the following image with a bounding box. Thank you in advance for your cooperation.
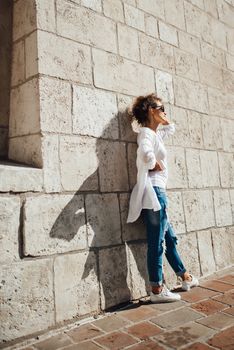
[138,133,158,170]
[158,123,176,140]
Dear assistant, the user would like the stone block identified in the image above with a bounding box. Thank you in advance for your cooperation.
[127,242,149,298]
[223,70,234,95]
[0,164,43,192]
[177,232,201,277]
[200,150,220,187]
[36,0,56,32]
[227,28,234,55]
[210,17,227,51]
[41,135,61,193]
[217,0,234,28]
[80,0,102,12]
[155,70,174,104]
[39,77,72,133]
[213,189,232,227]
[165,0,186,30]
[211,227,233,270]
[167,191,186,234]
[0,196,20,264]
[117,23,140,61]
[117,94,138,142]
[184,2,212,43]
[201,41,225,67]
[167,146,187,189]
[98,139,129,191]
[8,134,43,168]
[183,190,215,231]
[0,259,54,342]
[158,21,178,46]
[197,229,216,276]
[218,152,234,187]
[137,0,164,19]
[144,14,158,38]
[9,78,40,137]
[54,251,99,322]
[57,0,117,54]
[188,0,204,10]
[73,85,119,139]
[25,31,38,79]
[201,115,223,150]
[127,142,137,190]
[208,87,234,119]
[230,190,234,223]
[11,40,25,86]
[174,48,199,81]
[93,48,155,96]
[174,76,209,114]
[199,59,223,89]
[60,135,99,191]
[124,3,144,31]
[226,53,234,71]
[85,193,122,247]
[24,194,86,256]
[178,31,201,56]
[13,0,36,41]
[103,0,124,22]
[99,245,132,309]
[171,106,190,147]
[139,33,174,73]
[36,31,92,84]
[185,149,203,188]
[119,193,146,241]
[204,0,218,18]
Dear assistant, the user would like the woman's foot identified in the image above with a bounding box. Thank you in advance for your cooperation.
[181,274,199,291]
[150,284,181,303]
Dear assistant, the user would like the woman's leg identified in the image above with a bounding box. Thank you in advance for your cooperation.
[142,187,168,290]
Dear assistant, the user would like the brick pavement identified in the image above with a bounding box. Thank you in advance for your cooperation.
[2,268,234,350]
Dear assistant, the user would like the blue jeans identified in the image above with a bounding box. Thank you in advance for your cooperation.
[142,186,187,286]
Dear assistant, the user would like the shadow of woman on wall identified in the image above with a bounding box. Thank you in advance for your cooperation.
[49,106,149,314]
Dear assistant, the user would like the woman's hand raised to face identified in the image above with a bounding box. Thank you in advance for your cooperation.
[149,162,164,172]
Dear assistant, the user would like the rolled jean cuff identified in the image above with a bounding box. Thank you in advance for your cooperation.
[149,280,163,286]
[175,268,187,277]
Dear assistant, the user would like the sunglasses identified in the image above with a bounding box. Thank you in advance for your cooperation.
[151,103,165,112]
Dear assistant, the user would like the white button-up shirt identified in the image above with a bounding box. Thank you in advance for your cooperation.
[127,123,176,223]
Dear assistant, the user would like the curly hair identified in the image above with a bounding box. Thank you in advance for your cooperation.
[129,93,163,126]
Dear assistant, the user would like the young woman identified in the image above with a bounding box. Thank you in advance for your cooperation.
[127,93,199,303]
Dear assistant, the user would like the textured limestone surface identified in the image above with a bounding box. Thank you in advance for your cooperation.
[1,0,234,345]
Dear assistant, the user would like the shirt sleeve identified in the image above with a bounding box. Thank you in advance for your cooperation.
[158,123,176,140]
[138,133,159,170]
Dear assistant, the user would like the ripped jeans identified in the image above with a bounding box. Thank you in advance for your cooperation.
[142,186,187,286]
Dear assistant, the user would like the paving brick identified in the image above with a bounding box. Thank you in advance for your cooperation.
[125,339,166,350]
[191,299,227,315]
[94,331,138,349]
[222,306,234,316]
[217,274,234,285]
[150,307,203,329]
[61,341,103,350]
[207,325,234,349]
[66,323,104,343]
[197,312,234,330]
[92,315,130,332]
[149,300,188,313]
[156,322,215,348]
[116,305,160,322]
[212,291,234,306]
[180,287,220,303]
[33,333,72,350]
[182,342,215,350]
[125,321,162,340]
[200,280,234,293]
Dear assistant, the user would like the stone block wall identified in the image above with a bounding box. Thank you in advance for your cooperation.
[1,0,234,345]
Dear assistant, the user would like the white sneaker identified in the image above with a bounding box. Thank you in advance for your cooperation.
[181,274,199,291]
[150,284,181,303]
